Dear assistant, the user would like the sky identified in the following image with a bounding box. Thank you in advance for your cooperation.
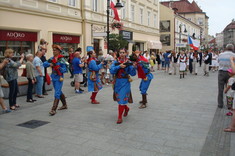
[161,0,235,36]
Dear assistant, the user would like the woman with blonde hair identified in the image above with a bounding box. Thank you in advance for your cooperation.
[4,49,24,110]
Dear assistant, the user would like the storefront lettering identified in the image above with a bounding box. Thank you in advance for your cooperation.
[60,36,72,41]
[7,32,25,38]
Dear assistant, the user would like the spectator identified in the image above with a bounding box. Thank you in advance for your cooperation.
[4,49,24,110]
[72,51,84,93]
[26,54,36,103]
[33,50,45,98]
[0,59,11,113]
[224,56,235,132]
[143,51,150,61]
[203,51,210,76]
[150,52,156,72]
[68,47,75,78]
[38,38,48,52]
[218,44,235,108]
[40,49,48,95]
[156,52,161,70]
[98,50,105,84]
[163,50,171,73]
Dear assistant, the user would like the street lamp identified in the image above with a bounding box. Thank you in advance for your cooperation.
[107,0,123,54]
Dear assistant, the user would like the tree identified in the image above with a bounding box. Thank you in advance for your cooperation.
[109,34,128,51]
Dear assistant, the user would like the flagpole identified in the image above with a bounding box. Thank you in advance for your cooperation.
[107,0,110,54]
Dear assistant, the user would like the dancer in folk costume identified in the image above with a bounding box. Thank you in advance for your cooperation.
[131,51,154,109]
[110,49,136,124]
[178,51,187,79]
[87,50,103,104]
[190,50,200,75]
[43,45,68,115]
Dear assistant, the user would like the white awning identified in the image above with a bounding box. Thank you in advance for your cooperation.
[147,40,162,49]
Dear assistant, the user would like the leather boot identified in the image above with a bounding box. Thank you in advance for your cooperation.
[58,94,67,110]
[139,94,144,104]
[139,94,147,109]
[49,99,60,115]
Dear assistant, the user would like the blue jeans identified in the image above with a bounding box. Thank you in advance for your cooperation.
[8,79,18,107]
[36,76,43,96]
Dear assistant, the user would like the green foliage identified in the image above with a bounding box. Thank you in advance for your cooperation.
[109,34,128,51]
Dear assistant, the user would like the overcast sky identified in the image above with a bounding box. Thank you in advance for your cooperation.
[160,0,235,36]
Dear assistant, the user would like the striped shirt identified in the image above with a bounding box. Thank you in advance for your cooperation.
[218,51,235,71]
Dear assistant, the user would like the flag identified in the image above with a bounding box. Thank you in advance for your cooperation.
[110,1,120,21]
[188,36,200,50]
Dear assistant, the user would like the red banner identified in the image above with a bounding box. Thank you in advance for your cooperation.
[0,30,37,42]
[53,34,80,44]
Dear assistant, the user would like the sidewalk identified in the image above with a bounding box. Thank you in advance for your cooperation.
[0,68,233,156]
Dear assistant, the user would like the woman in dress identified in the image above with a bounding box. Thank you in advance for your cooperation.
[110,49,136,124]
[87,50,103,104]
[178,51,187,79]
[43,45,68,115]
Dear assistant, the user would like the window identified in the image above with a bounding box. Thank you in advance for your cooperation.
[48,0,57,2]
[68,0,76,7]
[93,0,98,12]
[122,1,126,19]
[140,8,143,24]
[154,14,157,27]
[147,11,151,26]
[198,18,204,25]
[131,5,135,22]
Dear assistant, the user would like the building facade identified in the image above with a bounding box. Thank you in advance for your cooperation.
[159,3,201,52]
[161,0,209,49]
[223,20,235,48]
[0,0,161,59]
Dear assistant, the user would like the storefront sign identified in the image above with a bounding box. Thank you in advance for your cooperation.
[176,43,187,47]
[53,34,80,43]
[0,30,37,42]
[119,30,133,40]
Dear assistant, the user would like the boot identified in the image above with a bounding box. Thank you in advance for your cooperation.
[58,94,67,110]
[180,74,182,79]
[117,105,125,124]
[91,92,100,104]
[139,94,144,104]
[183,73,185,78]
[49,99,60,115]
[139,94,147,109]
[123,105,129,117]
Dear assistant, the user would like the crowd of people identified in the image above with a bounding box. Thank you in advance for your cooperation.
[1,41,235,126]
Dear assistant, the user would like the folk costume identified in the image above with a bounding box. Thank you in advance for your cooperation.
[136,54,154,109]
[43,45,68,115]
[110,57,136,124]
[190,52,200,75]
[87,57,103,104]
[178,53,187,79]
[203,53,210,76]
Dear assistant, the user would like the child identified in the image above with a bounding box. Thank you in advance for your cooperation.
[224,68,235,116]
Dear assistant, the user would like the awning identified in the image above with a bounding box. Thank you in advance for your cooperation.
[147,40,162,49]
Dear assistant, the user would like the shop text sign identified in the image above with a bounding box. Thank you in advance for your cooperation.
[53,34,80,43]
[119,30,133,40]
[0,30,37,42]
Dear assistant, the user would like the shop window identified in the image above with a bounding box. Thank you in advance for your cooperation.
[0,41,35,59]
